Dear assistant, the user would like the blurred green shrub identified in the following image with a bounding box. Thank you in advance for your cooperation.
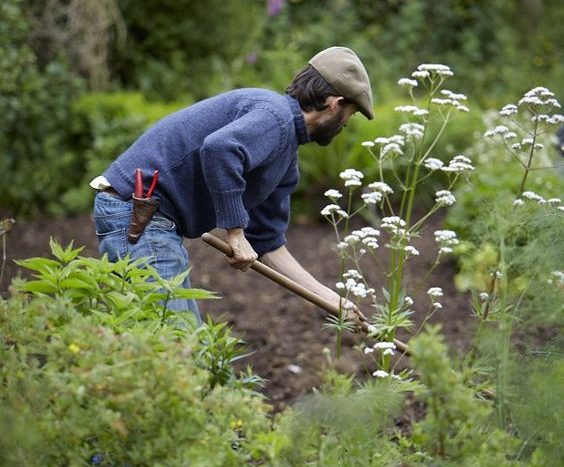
[0,297,272,466]
[114,0,265,100]
[1,239,272,465]
[274,378,412,465]
[410,325,520,465]
[0,0,85,217]
[63,92,185,214]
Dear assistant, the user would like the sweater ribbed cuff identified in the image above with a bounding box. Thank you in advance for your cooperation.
[212,191,249,229]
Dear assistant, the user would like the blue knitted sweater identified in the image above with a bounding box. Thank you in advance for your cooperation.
[103,89,310,256]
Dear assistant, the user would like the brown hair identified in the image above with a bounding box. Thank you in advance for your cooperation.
[286,65,340,112]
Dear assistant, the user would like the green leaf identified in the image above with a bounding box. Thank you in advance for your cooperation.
[19,280,57,294]
[60,278,93,290]
[171,288,219,300]
[15,257,61,273]
[70,271,100,290]
[49,237,66,262]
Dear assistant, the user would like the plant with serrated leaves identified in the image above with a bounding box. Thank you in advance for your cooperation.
[13,238,266,392]
[0,289,272,466]
[15,238,216,332]
[195,316,265,391]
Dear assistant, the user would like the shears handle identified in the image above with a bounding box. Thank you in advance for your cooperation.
[133,168,159,198]
[134,168,144,197]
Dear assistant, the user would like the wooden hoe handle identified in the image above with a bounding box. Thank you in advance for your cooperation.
[201,232,409,355]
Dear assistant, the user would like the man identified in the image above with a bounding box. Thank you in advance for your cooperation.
[91,46,374,325]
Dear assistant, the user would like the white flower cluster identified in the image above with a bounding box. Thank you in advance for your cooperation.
[518,87,561,109]
[435,190,456,206]
[338,227,381,251]
[368,181,394,194]
[424,155,474,173]
[431,89,469,112]
[324,189,342,199]
[427,286,444,309]
[339,168,364,187]
[399,122,425,140]
[372,135,406,159]
[427,287,443,299]
[434,229,459,254]
[336,271,375,298]
[423,157,444,171]
[499,104,518,116]
[412,63,454,79]
[372,369,402,380]
[394,105,429,117]
[344,269,362,279]
[442,155,474,173]
[381,216,407,237]
[397,78,418,88]
[320,203,348,218]
[514,138,544,151]
[493,87,562,129]
[531,114,564,124]
[381,142,404,158]
[514,192,563,210]
[548,270,564,286]
[404,245,420,256]
[361,192,382,205]
[362,181,394,206]
[484,125,510,138]
[365,341,397,357]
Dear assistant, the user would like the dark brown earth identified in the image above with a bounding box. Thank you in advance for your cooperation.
[0,212,475,411]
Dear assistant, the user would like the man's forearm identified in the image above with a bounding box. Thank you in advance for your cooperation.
[260,245,339,301]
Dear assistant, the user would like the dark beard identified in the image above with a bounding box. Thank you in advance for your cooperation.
[309,113,344,146]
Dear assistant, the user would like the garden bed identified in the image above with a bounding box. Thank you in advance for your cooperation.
[1,211,474,411]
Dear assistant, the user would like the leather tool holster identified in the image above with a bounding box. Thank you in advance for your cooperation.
[127,195,160,244]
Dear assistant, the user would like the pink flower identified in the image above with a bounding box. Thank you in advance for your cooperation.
[267,0,285,17]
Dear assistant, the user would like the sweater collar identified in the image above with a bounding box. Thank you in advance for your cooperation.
[284,94,310,145]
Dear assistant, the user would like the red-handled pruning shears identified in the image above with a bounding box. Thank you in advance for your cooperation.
[134,168,159,199]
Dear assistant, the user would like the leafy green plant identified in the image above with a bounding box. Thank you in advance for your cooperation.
[0,294,272,466]
[410,325,519,465]
[194,316,265,391]
[1,238,276,465]
[13,239,273,393]
[15,238,214,332]
[273,377,416,466]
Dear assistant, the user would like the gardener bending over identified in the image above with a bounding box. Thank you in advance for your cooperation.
[91,46,374,325]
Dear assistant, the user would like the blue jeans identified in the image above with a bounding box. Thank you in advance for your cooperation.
[92,191,202,325]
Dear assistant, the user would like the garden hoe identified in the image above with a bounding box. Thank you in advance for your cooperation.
[201,232,409,355]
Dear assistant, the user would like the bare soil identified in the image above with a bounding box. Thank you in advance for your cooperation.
[1,213,475,411]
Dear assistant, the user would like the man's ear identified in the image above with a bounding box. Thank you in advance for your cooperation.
[325,95,346,112]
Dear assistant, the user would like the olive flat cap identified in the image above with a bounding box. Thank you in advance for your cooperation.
[309,46,374,120]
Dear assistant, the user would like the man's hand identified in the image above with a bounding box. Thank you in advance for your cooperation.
[325,293,368,324]
[225,228,258,271]
[341,299,368,324]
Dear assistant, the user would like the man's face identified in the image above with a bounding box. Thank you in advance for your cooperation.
[309,103,357,146]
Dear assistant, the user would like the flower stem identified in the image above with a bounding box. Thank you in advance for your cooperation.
[517,117,539,197]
